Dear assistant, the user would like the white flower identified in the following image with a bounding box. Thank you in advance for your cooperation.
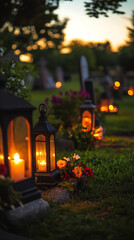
[21,80,24,86]
[63,157,70,162]
[73,153,80,160]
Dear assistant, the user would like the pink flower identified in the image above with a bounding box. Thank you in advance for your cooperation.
[44,97,49,103]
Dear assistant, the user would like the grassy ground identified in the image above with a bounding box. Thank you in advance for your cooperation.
[1,74,134,240]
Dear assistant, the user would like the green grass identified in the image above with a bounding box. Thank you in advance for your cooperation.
[103,96,134,135]
[4,148,134,240]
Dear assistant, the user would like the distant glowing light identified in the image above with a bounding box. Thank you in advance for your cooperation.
[109,105,114,111]
[128,87,134,96]
[12,44,17,50]
[60,47,72,54]
[14,49,21,55]
[32,44,38,50]
[100,106,109,112]
[56,81,62,88]
[19,53,33,63]
[14,28,20,35]
[109,105,118,113]
[93,126,103,140]
[27,46,32,51]
[37,38,46,49]
[114,81,120,89]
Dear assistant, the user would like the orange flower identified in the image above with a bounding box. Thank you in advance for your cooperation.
[57,160,67,169]
[72,166,82,178]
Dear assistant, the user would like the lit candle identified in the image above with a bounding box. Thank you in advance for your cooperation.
[37,160,46,172]
[100,106,109,112]
[0,154,4,164]
[9,153,25,182]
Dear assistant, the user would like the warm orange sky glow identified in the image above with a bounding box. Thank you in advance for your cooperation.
[56,0,134,51]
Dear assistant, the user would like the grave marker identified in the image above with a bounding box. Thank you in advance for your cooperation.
[79,55,96,105]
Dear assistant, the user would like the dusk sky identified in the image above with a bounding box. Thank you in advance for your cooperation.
[56,0,134,51]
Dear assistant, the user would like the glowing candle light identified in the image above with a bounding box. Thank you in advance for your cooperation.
[114,81,120,88]
[9,153,25,182]
[56,81,62,88]
[0,154,4,164]
[128,89,134,96]
[38,160,46,172]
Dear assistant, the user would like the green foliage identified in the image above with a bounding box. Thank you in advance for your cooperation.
[67,124,99,150]
[0,177,21,211]
[84,0,126,18]
[0,0,68,54]
[45,89,90,129]
[0,48,37,100]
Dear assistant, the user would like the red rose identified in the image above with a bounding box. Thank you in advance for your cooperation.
[83,168,93,178]
[0,164,8,177]
[65,173,70,180]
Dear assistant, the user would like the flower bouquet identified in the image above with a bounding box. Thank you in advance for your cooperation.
[57,153,93,192]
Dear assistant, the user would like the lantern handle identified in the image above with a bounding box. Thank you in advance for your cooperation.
[39,104,47,114]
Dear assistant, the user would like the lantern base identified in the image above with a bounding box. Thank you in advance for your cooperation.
[35,169,61,187]
[14,177,41,204]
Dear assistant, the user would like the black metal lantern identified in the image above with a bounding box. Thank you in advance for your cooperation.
[0,76,40,203]
[33,104,60,186]
[80,99,95,131]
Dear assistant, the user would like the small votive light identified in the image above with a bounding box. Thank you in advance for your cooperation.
[56,81,62,88]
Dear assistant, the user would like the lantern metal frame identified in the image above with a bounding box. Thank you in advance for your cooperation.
[80,99,95,131]
[33,104,60,187]
[0,76,40,204]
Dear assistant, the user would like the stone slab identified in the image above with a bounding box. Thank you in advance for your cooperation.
[5,198,49,225]
[0,229,32,240]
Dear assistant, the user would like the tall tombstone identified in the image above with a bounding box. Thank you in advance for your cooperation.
[79,56,96,105]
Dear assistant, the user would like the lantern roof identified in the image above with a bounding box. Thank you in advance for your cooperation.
[33,104,57,135]
[80,99,95,110]
[0,76,35,111]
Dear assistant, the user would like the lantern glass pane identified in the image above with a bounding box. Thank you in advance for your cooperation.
[0,126,4,164]
[50,135,55,171]
[36,134,47,172]
[100,99,109,112]
[82,110,91,130]
[7,117,32,182]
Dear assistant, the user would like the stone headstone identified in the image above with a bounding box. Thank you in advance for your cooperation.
[79,55,89,90]
[79,56,96,105]
[33,57,55,90]
[55,66,64,84]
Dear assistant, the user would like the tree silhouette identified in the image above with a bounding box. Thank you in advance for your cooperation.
[126,10,134,46]
[0,0,68,54]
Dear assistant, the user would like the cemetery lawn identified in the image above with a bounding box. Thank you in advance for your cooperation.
[4,147,134,240]
[1,75,134,239]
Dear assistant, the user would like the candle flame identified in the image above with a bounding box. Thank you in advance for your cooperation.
[14,153,21,164]
[39,160,46,165]
[114,81,120,88]
[109,105,114,111]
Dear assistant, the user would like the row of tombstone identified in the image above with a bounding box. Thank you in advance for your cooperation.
[33,57,64,90]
